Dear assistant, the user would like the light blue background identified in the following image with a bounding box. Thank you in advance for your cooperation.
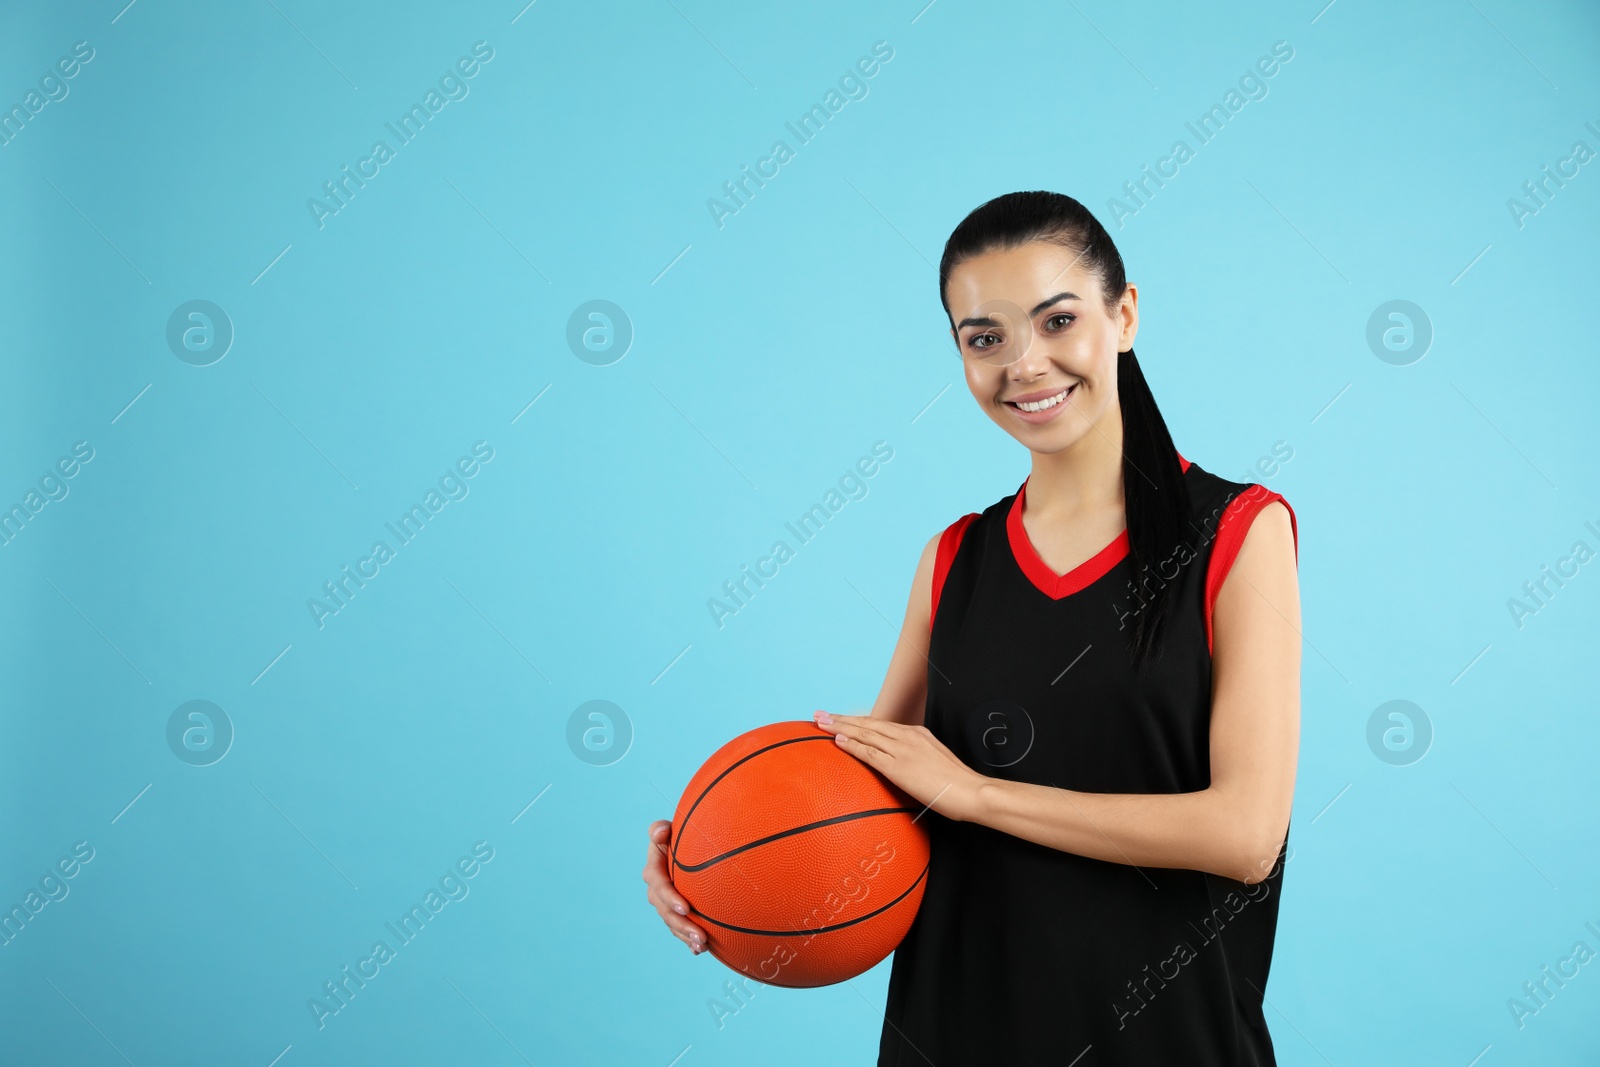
[2,0,1597,1063]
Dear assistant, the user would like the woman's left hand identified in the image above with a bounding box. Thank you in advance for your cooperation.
[812,711,988,822]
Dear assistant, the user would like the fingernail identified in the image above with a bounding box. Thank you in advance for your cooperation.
[674,903,687,915]
[814,711,833,724]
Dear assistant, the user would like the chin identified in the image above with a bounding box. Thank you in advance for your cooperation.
[991,402,1082,439]
[1026,430,1085,454]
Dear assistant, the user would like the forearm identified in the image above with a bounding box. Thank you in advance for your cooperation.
[966,778,1278,885]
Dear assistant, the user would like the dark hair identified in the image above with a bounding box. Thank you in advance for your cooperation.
[938,190,1192,667]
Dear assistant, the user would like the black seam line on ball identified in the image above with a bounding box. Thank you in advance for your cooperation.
[692,861,930,937]
[671,734,834,867]
[673,807,919,874]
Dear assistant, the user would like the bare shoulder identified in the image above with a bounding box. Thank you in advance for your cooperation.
[905,529,942,623]
[1215,498,1300,636]
[1239,500,1295,561]
[916,528,941,575]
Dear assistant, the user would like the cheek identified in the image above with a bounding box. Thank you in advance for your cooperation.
[1068,333,1117,386]
[963,361,994,401]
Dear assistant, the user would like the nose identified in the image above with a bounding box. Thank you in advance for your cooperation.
[1008,321,1055,380]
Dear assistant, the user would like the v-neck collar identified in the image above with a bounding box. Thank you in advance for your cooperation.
[1006,452,1190,600]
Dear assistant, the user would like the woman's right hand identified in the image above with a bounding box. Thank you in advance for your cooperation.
[643,819,708,954]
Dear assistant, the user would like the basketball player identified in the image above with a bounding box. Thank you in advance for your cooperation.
[644,190,1300,1065]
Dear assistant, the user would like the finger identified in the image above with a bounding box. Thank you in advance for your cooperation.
[831,727,886,760]
[645,822,708,949]
[663,906,709,948]
[826,714,901,742]
[659,883,691,917]
[648,883,704,939]
[644,853,693,919]
[658,899,707,943]
[835,731,887,765]
[644,842,672,880]
[830,719,898,754]
[644,860,691,916]
[667,921,700,951]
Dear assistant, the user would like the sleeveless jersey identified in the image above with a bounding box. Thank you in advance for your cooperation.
[878,452,1298,1066]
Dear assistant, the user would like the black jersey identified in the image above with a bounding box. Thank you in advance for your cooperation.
[878,452,1298,1066]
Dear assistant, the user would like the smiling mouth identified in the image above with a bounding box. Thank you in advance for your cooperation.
[1005,384,1076,412]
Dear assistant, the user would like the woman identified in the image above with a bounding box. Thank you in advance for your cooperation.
[643,190,1301,1065]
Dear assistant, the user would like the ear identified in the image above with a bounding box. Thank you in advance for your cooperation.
[1118,283,1139,351]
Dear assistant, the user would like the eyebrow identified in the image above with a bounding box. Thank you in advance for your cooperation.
[955,291,1081,330]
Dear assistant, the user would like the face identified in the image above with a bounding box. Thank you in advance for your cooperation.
[946,240,1138,454]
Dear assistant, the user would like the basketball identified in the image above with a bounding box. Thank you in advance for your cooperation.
[669,719,932,988]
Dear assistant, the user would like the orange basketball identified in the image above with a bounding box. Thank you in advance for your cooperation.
[669,719,931,988]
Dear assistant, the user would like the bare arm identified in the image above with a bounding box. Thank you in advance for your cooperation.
[643,530,941,953]
[866,531,940,725]
[965,502,1301,884]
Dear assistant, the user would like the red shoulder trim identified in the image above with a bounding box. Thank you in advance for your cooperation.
[931,513,980,631]
[1205,486,1298,653]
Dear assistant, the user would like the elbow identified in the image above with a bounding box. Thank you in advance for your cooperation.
[1232,822,1289,885]
[1216,799,1292,883]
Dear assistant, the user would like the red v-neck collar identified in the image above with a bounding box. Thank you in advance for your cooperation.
[1006,451,1191,600]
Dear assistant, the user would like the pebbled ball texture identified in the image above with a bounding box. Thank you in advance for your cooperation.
[670,719,932,988]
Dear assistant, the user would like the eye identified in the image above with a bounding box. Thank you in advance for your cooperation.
[1045,312,1075,330]
[968,331,1001,350]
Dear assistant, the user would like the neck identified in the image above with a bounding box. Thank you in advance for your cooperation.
[1023,399,1125,519]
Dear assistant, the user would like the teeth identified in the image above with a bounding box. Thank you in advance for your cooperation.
[1015,386,1071,412]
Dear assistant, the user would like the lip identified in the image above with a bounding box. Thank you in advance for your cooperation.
[1004,385,1076,404]
[1003,383,1076,424]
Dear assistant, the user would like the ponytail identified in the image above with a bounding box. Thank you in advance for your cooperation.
[1115,346,1191,665]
